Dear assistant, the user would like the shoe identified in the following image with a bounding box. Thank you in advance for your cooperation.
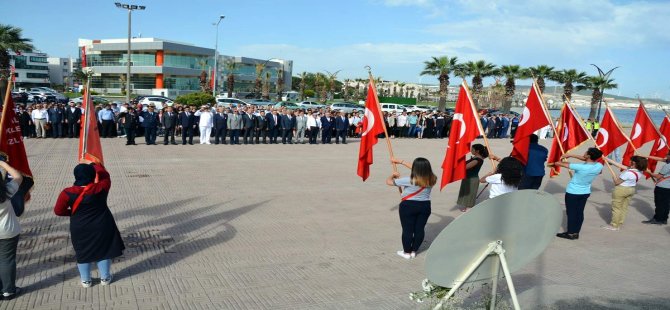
[81,281,92,288]
[410,252,416,259]
[556,232,579,240]
[2,287,21,300]
[396,250,411,260]
[642,219,667,225]
[601,225,620,231]
[459,208,468,212]
[101,275,113,286]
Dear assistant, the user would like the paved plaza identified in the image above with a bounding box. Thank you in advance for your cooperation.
[3,137,670,309]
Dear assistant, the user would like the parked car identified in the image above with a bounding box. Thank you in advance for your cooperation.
[139,96,174,109]
[274,101,300,109]
[380,103,406,114]
[247,99,275,107]
[297,101,327,109]
[71,96,110,105]
[406,105,433,112]
[330,102,363,114]
[216,98,248,108]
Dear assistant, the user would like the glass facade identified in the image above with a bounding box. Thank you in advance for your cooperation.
[29,56,47,63]
[12,56,49,70]
[91,74,156,90]
[27,73,49,78]
[164,76,200,91]
[164,54,212,70]
[88,53,156,67]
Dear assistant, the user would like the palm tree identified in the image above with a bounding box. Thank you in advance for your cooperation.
[553,69,588,102]
[528,65,555,93]
[343,78,351,100]
[586,76,617,119]
[276,67,284,101]
[262,71,270,100]
[324,70,340,101]
[254,62,266,99]
[464,60,497,107]
[0,24,34,101]
[421,56,458,112]
[298,71,308,100]
[499,65,525,112]
[224,59,236,98]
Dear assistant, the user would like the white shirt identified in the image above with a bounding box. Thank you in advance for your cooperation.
[397,114,408,127]
[0,179,21,239]
[31,109,49,121]
[485,174,518,199]
[306,115,319,128]
[619,169,642,187]
[119,106,128,113]
[194,111,213,128]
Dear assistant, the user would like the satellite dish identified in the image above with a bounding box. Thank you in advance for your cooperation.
[425,190,561,310]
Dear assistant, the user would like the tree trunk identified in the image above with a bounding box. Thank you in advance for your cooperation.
[438,74,448,112]
[227,74,234,98]
[537,77,546,94]
[472,76,483,108]
[563,82,573,102]
[588,89,601,119]
[502,79,515,113]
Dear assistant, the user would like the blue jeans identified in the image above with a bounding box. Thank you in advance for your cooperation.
[407,124,417,137]
[77,259,111,282]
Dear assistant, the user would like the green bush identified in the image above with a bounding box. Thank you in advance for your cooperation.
[175,92,215,106]
[304,89,315,98]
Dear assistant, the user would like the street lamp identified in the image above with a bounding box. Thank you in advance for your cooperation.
[591,64,618,120]
[115,2,146,105]
[212,15,225,98]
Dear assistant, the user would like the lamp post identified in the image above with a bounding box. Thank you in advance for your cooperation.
[115,2,146,105]
[212,15,225,98]
[590,64,618,120]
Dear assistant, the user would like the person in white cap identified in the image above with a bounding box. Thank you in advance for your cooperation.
[194,105,213,144]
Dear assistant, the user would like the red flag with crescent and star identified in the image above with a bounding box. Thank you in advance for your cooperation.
[357,81,385,181]
[595,106,629,158]
[647,115,670,175]
[622,103,660,166]
[440,82,483,189]
[78,87,104,164]
[548,104,591,177]
[511,82,551,165]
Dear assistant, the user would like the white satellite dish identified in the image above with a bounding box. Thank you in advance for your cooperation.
[425,190,561,310]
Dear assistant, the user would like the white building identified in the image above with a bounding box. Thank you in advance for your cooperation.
[47,57,75,87]
[9,51,51,88]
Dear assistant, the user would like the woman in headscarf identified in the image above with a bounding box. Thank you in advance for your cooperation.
[54,160,124,288]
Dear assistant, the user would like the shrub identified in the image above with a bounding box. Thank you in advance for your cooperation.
[175,92,216,106]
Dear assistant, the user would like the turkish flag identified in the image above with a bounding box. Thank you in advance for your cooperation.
[357,81,385,181]
[648,115,670,174]
[440,83,483,189]
[78,88,104,164]
[595,107,629,157]
[511,83,551,165]
[210,68,215,91]
[0,92,35,215]
[622,103,660,166]
[548,104,591,177]
[81,46,87,67]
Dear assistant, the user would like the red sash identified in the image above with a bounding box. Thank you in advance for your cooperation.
[401,187,425,201]
[71,185,93,215]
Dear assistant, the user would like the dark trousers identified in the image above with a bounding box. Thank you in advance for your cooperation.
[214,127,227,144]
[229,129,240,144]
[519,175,544,190]
[336,129,347,144]
[181,126,194,144]
[0,235,19,294]
[243,128,254,144]
[308,127,318,144]
[510,126,518,138]
[321,128,332,144]
[125,127,136,144]
[281,129,293,144]
[268,128,278,143]
[51,122,63,138]
[101,120,114,138]
[255,129,267,144]
[163,127,176,144]
[653,187,670,222]
[398,200,431,253]
[565,193,590,233]
[21,124,31,138]
[144,127,157,144]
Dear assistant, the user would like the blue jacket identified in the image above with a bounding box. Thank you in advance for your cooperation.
[335,116,349,130]
[48,108,64,123]
[213,112,227,129]
[320,116,333,130]
[140,111,159,128]
[179,111,195,128]
[525,143,549,176]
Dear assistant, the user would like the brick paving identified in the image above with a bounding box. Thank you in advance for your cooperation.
[3,137,669,309]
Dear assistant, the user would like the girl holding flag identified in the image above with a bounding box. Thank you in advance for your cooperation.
[388,157,437,259]
[601,156,647,231]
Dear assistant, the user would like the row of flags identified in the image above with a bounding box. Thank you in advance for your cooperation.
[357,77,670,187]
[0,76,103,214]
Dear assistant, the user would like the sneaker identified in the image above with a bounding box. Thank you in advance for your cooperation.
[556,232,579,240]
[642,219,667,225]
[410,252,416,259]
[601,225,620,231]
[81,281,92,288]
[101,275,113,286]
[2,287,21,300]
[396,250,411,260]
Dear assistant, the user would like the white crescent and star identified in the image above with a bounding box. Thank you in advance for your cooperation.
[658,138,667,151]
[518,107,530,127]
[631,123,642,140]
[452,113,466,140]
[361,108,375,137]
[596,129,609,148]
[562,127,569,142]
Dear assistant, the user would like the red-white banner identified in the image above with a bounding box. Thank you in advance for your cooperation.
[357,81,385,181]
[548,104,591,177]
[511,82,551,165]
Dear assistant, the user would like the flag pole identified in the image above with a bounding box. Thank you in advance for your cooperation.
[462,79,496,168]
[606,102,638,154]
[0,78,14,143]
[535,81,572,176]
[567,102,617,178]
[81,77,91,160]
[366,66,397,173]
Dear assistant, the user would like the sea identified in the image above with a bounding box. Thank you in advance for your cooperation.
[545,107,666,127]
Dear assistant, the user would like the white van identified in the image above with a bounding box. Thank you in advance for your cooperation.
[381,103,406,113]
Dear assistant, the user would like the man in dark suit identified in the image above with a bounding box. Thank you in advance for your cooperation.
[280,110,296,144]
[48,104,65,138]
[121,107,138,145]
[266,110,280,144]
[140,104,160,145]
[178,107,196,145]
[241,107,256,145]
[64,101,81,138]
[161,106,178,145]
[213,106,228,144]
[320,112,334,144]
[334,111,349,144]
[255,110,268,144]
